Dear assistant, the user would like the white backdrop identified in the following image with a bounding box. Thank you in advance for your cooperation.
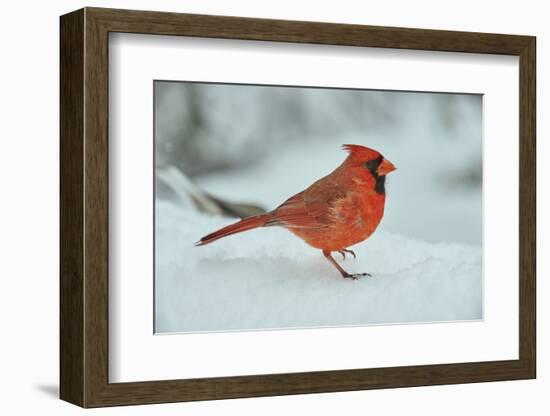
[0,0,545,415]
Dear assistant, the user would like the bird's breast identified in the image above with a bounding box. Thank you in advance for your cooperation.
[288,190,386,251]
[332,191,385,234]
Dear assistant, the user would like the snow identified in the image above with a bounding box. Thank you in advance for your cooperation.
[155,201,482,333]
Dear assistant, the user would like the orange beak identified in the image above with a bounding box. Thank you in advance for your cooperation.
[378,158,396,176]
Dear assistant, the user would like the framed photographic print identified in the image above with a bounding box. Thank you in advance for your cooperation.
[60,7,536,408]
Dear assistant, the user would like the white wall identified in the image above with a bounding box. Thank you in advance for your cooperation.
[0,0,545,414]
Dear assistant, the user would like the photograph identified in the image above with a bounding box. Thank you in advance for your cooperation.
[154,81,483,334]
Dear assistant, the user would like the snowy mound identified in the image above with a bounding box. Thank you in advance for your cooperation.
[155,201,482,333]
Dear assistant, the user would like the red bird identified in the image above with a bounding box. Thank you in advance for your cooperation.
[196,144,396,279]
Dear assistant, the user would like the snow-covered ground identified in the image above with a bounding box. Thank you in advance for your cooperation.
[155,201,482,333]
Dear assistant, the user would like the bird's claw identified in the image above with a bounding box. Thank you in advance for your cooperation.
[338,249,357,260]
[343,272,371,280]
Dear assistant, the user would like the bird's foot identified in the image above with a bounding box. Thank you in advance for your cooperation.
[342,272,371,280]
[338,249,357,260]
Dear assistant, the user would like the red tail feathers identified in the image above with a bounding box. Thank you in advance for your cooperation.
[196,213,273,246]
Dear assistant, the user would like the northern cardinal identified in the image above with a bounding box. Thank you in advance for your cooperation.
[196,144,396,279]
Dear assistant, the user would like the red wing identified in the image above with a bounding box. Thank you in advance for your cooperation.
[271,179,347,229]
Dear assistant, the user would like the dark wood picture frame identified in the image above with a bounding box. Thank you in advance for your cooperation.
[60,7,536,408]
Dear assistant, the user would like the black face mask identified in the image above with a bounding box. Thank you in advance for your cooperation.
[365,156,386,195]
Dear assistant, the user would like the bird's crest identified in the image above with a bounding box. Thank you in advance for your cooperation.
[342,144,381,160]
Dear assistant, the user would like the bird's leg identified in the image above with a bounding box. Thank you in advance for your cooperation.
[340,249,356,259]
[323,250,371,280]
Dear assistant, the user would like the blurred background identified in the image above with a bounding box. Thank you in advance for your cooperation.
[154,81,482,246]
